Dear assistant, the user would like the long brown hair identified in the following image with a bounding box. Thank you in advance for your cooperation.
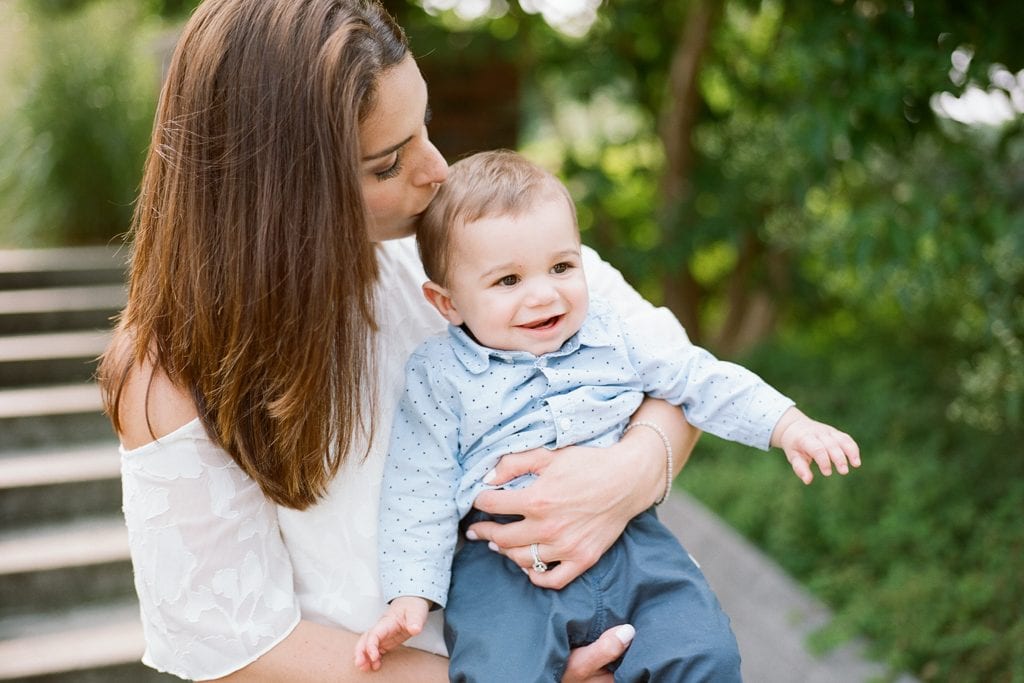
[99,0,408,510]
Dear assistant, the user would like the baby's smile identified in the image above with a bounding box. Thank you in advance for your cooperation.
[519,315,562,330]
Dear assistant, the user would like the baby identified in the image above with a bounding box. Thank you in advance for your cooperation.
[356,150,860,681]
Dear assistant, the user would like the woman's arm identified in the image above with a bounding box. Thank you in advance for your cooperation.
[634,396,699,481]
[206,618,633,682]
[468,398,699,589]
[114,351,446,683]
[203,620,448,682]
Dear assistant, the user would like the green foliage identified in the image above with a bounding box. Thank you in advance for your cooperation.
[802,127,1024,434]
[501,0,1024,430]
[0,0,161,246]
[679,331,1024,681]
[28,0,196,19]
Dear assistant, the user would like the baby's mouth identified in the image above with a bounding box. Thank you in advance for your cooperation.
[521,315,561,330]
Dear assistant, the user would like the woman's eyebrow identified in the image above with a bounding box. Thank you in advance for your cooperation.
[362,135,413,162]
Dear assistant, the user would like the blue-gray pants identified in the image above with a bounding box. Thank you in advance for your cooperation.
[445,509,742,682]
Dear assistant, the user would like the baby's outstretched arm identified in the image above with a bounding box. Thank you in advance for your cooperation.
[770,407,861,484]
[354,596,430,672]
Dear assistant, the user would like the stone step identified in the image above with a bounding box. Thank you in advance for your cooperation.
[0,383,112,452]
[0,516,134,622]
[0,442,121,531]
[0,285,124,336]
[0,601,176,682]
[0,330,110,387]
[0,246,125,291]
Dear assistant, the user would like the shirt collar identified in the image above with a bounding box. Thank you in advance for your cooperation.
[446,302,616,374]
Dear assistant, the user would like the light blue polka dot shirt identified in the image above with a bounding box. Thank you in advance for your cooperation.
[378,296,794,607]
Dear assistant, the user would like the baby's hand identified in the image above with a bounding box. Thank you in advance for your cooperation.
[354,596,430,672]
[771,407,861,485]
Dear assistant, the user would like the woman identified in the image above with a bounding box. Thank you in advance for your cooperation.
[99,1,734,680]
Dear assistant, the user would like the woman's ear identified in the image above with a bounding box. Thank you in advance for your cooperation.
[422,281,464,325]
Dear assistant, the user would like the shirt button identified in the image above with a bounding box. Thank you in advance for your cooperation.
[559,417,572,430]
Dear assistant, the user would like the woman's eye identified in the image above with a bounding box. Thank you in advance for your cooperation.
[496,274,519,287]
[374,151,404,181]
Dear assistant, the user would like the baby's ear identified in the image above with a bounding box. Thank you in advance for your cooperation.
[422,281,464,325]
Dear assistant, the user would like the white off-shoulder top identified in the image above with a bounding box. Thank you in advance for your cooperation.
[120,237,689,680]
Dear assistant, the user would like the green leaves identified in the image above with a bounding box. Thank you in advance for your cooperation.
[682,333,1024,680]
[0,0,162,246]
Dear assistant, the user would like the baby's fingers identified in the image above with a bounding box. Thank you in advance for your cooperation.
[826,441,850,475]
[823,429,861,475]
[838,431,861,468]
[801,436,835,477]
[354,632,382,672]
[787,454,814,485]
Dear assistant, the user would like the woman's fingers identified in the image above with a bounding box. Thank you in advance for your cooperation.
[466,508,557,549]
[472,443,639,585]
[483,447,554,486]
[472,534,576,589]
[472,485,533,517]
[480,540,588,590]
[495,540,555,569]
[562,624,635,682]
[527,560,579,590]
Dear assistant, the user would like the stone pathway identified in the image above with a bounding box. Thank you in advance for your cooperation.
[660,492,916,683]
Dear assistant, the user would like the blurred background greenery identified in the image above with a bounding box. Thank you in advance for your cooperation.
[1,0,1021,679]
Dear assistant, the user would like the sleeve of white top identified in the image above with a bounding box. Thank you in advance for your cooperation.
[120,421,301,681]
[581,245,692,349]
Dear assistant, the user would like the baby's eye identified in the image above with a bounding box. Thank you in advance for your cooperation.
[496,274,519,287]
[551,262,573,274]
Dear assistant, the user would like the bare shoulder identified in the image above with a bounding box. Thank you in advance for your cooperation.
[107,329,199,450]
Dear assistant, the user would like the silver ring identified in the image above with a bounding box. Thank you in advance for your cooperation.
[531,543,548,573]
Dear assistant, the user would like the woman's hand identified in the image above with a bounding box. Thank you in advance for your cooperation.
[562,625,636,682]
[468,399,698,589]
[469,444,645,588]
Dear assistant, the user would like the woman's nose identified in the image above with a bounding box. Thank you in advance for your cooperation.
[414,138,448,187]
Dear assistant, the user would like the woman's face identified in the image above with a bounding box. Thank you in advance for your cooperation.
[359,56,448,242]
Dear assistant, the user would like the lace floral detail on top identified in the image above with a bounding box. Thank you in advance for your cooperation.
[120,418,300,680]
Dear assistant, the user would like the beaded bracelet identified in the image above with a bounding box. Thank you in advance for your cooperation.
[623,420,674,506]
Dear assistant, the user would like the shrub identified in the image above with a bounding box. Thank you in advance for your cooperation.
[0,0,161,246]
[681,331,1024,681]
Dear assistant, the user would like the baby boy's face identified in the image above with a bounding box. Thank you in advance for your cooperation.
[442,194,589,356]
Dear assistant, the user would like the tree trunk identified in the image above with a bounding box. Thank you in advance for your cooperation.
[713,230,761,355]
[657,0,723,344]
